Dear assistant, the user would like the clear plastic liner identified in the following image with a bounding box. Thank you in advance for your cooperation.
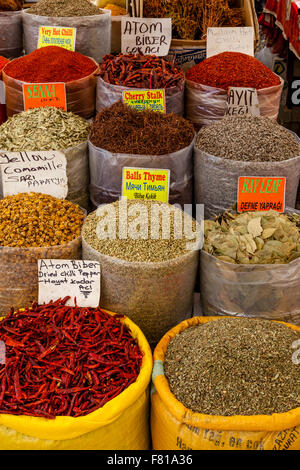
[0,141,89,209]
[200,209,300,326]
[82,236,199,344]
[0,235,82,316]
[2,63,98,119]
[96,76,185,116]
[185,77,284,127]
[194,136,300,219]
[22,9,111,64]
[88,138,194,208]
[0,11,23,59]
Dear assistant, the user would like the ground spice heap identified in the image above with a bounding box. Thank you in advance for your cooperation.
[0,193,84,247]
[27,0,102,16]
[104,3,127,15]
[0,0,23,11]
[3,46,98,83]
[203,210,300,264]
[164,317,300,416]
[0,107,90,151]
[98,53,184,89]
[90,102,194,154]
[0,57,9,74]
[0,297,142,418]
[196,116,300,162]
[82,200,200,262]
[186,52,281,89]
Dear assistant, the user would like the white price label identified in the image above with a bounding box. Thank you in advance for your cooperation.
[206,27,254,58]
[121,17,171,56]
[0,150,68,198]
[38,259,101,308]
[226,87,260,116]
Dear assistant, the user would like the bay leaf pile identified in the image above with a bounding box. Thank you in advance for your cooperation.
[164,317,300,416]
[203,210,300,264]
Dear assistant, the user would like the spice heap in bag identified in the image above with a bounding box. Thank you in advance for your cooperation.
[0,298,143,418]
[0,107,89,150]
[143,0,243,40]
[26,0,103,16]
[90,101,194,154]
[0,193,84,247]
[98,53,184,89]
[3,46,98,83]
[196,115,300,162]
[164,317,300,415]
[0,0,22,10]
[203,210,300,264]
[0,56,8,73]
[186,52,281,89]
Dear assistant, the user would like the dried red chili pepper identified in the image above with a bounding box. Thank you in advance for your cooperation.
[186,51,281,90]
[0,298,143,418]
[98,52,184,89]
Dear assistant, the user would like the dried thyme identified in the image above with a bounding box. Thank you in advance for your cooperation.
[90,102,195,155]
[27,0,102,17]
[82,200,200,262]
[196,116,300,162]
[164,317,300,416]
[0,107,90,151]
[203,210,300,264]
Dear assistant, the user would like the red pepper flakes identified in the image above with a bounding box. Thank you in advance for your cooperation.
[0,56,9,74]
[185,51,281,90]
[98,52,184,89]
[0,298,143,418]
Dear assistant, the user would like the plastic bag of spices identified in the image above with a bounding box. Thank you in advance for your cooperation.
[185,78,284,127]
[96,76,185,116]
[194,120,300,219]
[0,11,23,59]
[200,208,300,326]
[2,64,98,119]
[0,311,152,450]
[0,236,82,316]
[88,138,194,208]
[22,10,111,64]
[151,316,300,450]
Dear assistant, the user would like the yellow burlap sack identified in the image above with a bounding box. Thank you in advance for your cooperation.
[0,310,152,450]
[151,316,300,450]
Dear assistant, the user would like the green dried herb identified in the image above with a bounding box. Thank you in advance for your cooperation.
[0,107,90,151]
[164,317,300,416]
[203,210,300,264]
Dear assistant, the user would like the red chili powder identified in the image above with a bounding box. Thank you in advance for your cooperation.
[3,46,98,83]
[185,52,281,90]
[0,56,9,73]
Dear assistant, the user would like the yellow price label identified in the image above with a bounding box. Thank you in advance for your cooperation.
[122,89,165,113]
[38,26,76,51]
[122,167,170,202]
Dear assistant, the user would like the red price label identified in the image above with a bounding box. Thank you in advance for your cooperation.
[238,176,286,213]
[23,83,67,111]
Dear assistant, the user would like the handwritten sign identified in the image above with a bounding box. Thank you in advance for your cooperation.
[38,259,101,308]
[38,26,76,51]
[122,167,170,202]
[238,176,286,212]
[23,83,67,111]
[121,17,171,56]
[226,87,260,116]
[122,89,165,113]
[0,150,68,198]
[206,27,254,58]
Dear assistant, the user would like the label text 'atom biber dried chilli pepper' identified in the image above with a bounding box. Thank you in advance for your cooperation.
[0,297,143,418]
[164,317,300,416]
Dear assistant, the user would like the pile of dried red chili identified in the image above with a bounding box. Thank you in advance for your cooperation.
[0,56,9,74]
[0,298,143,418]
[3,46,98,83]
[98,53,184,88]
[185,51,281,90]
